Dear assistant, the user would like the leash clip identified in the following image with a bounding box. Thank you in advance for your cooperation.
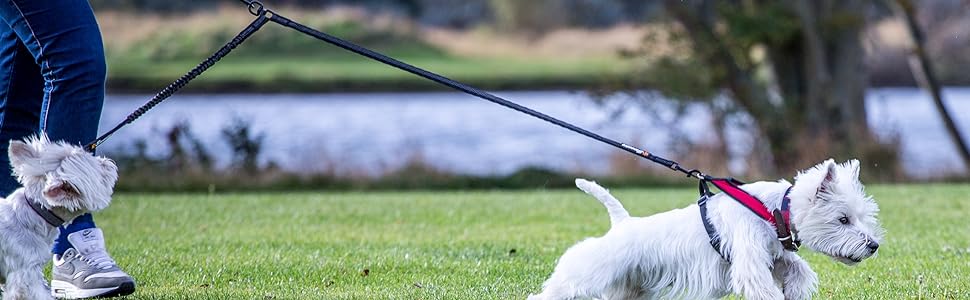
[247,0,265,16]
[686,169,705,180]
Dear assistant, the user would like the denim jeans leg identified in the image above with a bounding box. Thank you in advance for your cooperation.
[0,26,43,194]
[0,0,107,254]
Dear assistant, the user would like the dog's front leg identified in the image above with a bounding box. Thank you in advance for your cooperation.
[777,254,818,300]
[3,268,53,300]
[726,228,784,299]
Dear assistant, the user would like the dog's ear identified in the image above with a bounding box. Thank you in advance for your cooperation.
[815,161,838,202]
[8,140,38,169]
[43,179,81,199]
[847,159,861,180]
[99,157,118,173]
[98,156,119,187]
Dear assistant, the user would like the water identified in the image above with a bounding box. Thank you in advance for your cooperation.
[99,88,970,178]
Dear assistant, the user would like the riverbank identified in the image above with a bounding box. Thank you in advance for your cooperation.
[107,56,956,94]
[106,56,631,93]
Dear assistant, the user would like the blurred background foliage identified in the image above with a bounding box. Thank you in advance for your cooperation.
[95,0,970,90]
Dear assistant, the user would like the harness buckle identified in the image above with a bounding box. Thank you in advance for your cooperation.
[772,209,799,252]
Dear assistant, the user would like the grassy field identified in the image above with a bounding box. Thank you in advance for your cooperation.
[106,55,631,93]
[92,184,969,299]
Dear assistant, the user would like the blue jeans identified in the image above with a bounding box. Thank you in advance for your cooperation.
[0,0,106,254]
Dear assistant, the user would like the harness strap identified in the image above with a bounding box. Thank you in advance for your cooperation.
[709,178,775,223]
[775,187,800,251]
[698,178,799,260]
[697,180,725,259]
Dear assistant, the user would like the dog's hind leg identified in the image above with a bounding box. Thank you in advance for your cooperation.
[575,179,629,225]
[530,237,632,300]
[3,268,53,300]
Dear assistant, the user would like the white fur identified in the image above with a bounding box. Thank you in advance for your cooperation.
[0,134,118,300]
[530,159,884,300]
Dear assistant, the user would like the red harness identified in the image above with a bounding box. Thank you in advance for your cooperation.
[698,178,799,260]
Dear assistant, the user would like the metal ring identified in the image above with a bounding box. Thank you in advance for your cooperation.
[248,1,265,16]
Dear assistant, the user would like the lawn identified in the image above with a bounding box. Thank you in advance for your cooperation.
[106,55,631,93]
[93,184,969,299]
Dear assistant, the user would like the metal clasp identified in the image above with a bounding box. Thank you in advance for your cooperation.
[246,0,265,16]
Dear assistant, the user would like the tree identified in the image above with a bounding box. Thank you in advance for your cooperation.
[892,0,970,173]
[612,0,899,176]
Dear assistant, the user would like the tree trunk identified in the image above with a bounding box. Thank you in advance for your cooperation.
[893,0,970,173]
[662,0,886,175]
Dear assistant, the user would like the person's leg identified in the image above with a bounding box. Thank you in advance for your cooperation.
[0,0,135,298]
[0,1,102,261]
[0,22,43,195]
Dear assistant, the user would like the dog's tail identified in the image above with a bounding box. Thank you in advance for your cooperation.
[575,178,630,226]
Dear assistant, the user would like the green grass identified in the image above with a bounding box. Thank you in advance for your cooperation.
[107,54,630,93]
[91,184,969,299]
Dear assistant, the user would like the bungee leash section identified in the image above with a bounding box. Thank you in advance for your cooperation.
[84,10,271,152]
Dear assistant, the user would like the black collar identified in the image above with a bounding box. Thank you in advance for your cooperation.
[25,197,66,227]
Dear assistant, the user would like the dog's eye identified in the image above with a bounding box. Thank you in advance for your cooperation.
[838,217,850,225]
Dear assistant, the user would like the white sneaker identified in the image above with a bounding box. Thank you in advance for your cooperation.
[51,228,135,299]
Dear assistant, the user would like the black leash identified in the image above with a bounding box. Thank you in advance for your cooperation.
[87,0,706,181]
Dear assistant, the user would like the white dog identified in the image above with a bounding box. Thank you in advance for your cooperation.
[0,135,117,300]
[530,159,883,300]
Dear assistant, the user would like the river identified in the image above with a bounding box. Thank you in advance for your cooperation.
[99,88,970,179]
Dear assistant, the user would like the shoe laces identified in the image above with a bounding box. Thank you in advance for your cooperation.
[78,248,118,270]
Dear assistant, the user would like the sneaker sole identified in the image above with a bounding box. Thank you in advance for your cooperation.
[52,280,135,299]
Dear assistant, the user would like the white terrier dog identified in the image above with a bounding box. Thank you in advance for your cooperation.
[0,135,117,300]
[530,159,883,300]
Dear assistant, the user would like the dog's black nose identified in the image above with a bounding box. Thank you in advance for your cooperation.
[867,240,879,252]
